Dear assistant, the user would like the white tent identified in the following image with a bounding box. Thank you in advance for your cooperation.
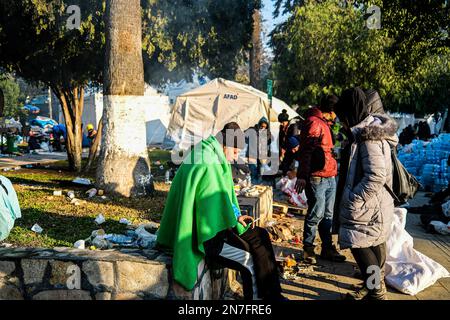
[166,78,298,152]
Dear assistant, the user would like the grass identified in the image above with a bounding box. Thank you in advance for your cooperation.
[0,150,172,248]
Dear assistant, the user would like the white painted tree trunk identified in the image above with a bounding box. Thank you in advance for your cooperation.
[96,0,153,197]
[97,96,152,197]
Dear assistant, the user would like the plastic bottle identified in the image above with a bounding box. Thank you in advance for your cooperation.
[246,172,252,187]
[165,169,171,184]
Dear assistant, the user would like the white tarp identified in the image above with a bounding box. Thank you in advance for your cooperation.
[79,87,171,145]
[387,112,415,134]
[385,208,450,295]
[167,78,298,152]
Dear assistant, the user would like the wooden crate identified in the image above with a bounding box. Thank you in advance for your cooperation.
[273,201,307,216]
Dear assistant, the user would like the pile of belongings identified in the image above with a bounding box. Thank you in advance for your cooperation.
[79,222,159,250]
[0,118,22,130]
[275,176,308,208]
[385,208,450,295]
[21,105,40,114]
[30,116,58,129]
[276,253,314,281]
[266,220,296,243]
[409,183,450,235]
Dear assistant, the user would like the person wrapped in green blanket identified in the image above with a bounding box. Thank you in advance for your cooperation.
[0,175,21,242]
[156,122,284,300]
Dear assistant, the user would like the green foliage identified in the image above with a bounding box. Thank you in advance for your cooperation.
[0,75,21,116]
[0,0,261,88]
[0,0,104,90]
[141,0,261,84]
[270,0,450,114]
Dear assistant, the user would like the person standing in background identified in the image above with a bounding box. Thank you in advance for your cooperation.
[295,95,345,264]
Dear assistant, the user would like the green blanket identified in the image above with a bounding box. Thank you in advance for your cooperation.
[156,135,245,290]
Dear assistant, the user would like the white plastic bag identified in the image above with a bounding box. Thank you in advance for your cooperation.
[429,221,450,235]
[441,199,450,218]
[385,208,450,295]
[276,176,308,209]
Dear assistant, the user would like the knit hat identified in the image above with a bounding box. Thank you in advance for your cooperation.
[278,109,289,122]
[287,136,300,150]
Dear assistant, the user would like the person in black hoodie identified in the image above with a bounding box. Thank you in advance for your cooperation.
[332,88,385,235]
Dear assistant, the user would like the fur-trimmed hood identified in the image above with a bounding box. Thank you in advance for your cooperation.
[351,113,398,146]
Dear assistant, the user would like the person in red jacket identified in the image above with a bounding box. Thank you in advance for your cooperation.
[295,95,346,264]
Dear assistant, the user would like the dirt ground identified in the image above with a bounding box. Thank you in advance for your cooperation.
[276,192,450,300]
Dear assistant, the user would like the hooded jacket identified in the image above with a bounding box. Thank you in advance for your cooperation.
[297,107,337,179]
[338,114,398,249]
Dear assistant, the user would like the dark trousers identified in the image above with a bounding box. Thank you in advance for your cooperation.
[204,227,282,300]
[351,243,386,289]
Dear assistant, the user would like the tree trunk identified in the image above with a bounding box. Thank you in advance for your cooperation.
[53,86,84,172]
[83,116,103,172]
[0,88,4,117]
[250,10,262,90]
[96,0,153,197]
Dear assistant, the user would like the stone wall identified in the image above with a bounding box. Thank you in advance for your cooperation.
[0,247,238,300]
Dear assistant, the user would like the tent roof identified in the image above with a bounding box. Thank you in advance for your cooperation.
[178,78,298,120]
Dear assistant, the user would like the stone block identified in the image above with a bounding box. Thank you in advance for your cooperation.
[33,289,92,300]
[82,261,114,288]
[116,261,169,298]
[0,281,23,300]
[0,261,15,278]
[49,261,78,287]
[21,259,48,285]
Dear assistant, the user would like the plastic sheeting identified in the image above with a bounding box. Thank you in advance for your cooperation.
[0,175,22,241]
[385,208,450,295]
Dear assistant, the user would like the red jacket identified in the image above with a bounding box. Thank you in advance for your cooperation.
[297,107,337,179]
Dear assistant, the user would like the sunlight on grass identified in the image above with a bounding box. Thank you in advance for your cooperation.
[1,152,170,248]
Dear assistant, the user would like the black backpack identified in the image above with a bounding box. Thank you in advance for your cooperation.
[384,148,421,207]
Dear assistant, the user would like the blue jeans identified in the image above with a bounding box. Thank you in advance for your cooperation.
[249,163,259,184]
[303,176,336,249]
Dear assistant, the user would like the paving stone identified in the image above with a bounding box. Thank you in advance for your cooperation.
[32,290,92,300]
[82,261,114,288]
[95,292,112,300]
[21,259,48,285]
[0,281,23,300]
[172,281,194,300]
[116,261,169,298]
[113,292,143,300]
[416,283,450,300]
[0,261,15,278]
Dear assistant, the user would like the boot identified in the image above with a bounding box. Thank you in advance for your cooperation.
[303,245,317,265]
[320,245,346,262]
[345,287,370,300]
[368,279,388,300]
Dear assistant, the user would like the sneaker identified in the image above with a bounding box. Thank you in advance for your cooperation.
[303,245,317,265]
[345,287,370,300]
[320,245,346,262]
